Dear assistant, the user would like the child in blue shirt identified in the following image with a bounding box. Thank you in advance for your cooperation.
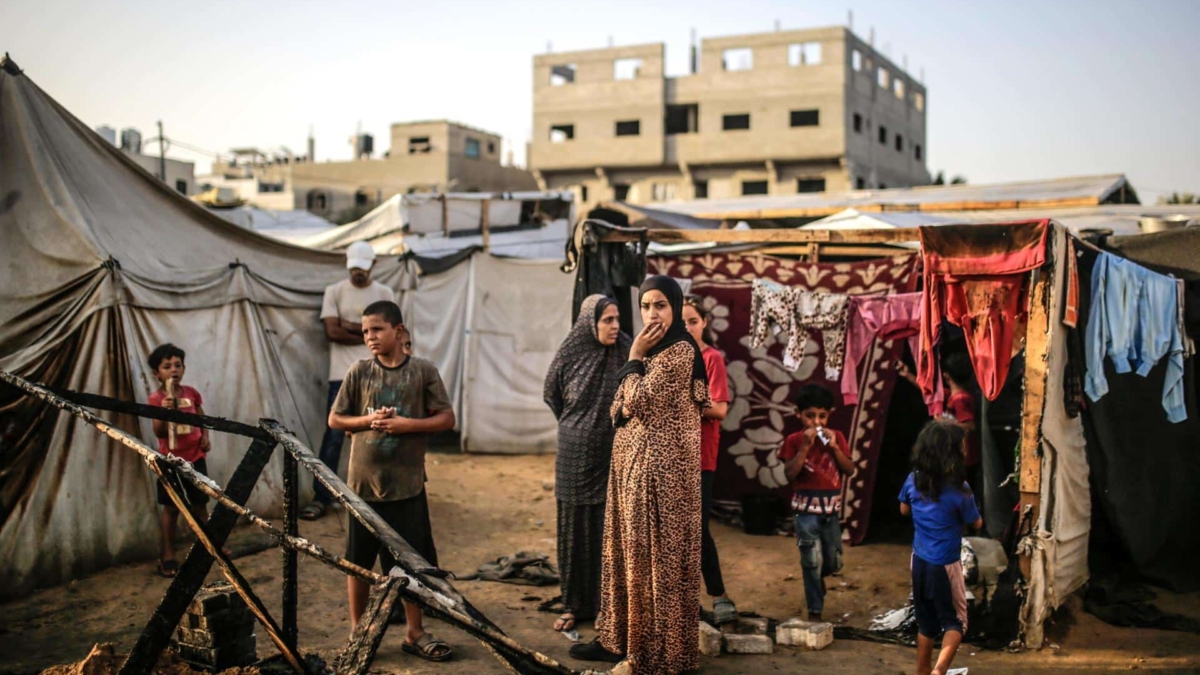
[899,420,983,675]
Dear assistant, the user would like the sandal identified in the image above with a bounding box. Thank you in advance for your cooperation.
[713,597,738,626]
[299,502,326,521]
[402,632,452,662]
[157,560,179,578]
[569,638,623,663]
[554,613,576,632]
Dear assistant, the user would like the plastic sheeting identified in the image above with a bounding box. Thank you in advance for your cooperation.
[303,192,574,254]
[462,256,573,453]
[0,61,424,598]
[1020,224,1091,645]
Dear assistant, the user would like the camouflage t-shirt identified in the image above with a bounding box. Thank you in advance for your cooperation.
[333,356,452,502]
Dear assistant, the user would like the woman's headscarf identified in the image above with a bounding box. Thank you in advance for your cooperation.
[545,294,632,423]
[637,275,708,393]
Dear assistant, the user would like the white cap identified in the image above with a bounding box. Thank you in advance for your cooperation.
[346,241,376,270]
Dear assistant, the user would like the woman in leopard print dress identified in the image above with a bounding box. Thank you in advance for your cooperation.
[571,275,710,674]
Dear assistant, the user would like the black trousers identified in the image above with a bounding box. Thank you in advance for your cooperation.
[701,470,726,597]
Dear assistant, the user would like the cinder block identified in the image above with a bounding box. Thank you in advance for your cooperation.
[698,621,722,657]
[177,623,257,649]
[739,617,769,635]
[776,618,833,651]
[723,633,774,655]
[177,635,257,669]
[183,606,255,631]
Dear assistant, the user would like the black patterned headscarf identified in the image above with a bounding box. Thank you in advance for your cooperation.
[544,294,631,424]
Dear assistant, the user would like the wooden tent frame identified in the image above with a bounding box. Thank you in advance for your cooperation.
[596,223,1053,596]
[0,371,586,675]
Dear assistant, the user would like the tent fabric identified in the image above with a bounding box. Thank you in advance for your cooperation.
[640,174,1134,219]
[0,62,418,598]
[207,206,335,244]
[1021,224,1091,644]
[1074,247,1200,592]
[462,256,573,453]
[302,192,574,255]
[646,253,919,544]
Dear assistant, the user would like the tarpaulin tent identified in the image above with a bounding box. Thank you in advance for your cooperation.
[0,56,419,598]
[304,191,575,260]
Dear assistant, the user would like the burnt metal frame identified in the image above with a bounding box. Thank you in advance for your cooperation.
[0,371,585,675]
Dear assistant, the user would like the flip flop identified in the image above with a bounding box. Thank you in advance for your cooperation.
[299,502,326,521]
[554,613,576,632]
[157,560,179,578]
[402,633,452,662]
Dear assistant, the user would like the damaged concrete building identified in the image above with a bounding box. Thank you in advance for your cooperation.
[530,26,931,209]
[200,121,537,223]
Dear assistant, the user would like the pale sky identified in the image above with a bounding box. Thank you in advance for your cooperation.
[8,0,1198,202]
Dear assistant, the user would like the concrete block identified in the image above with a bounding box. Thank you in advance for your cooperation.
[722,633,774,655]
[182,606,255,631]
[177,623,257,649]
[739,617,769,635]
[776,618,833,651]
[177,635,257,669]
[698,621,722,657]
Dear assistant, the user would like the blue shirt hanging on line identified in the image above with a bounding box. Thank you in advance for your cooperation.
[1083,251,1187,423]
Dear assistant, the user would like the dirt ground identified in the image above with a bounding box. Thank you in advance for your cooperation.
[2,452,1198,675]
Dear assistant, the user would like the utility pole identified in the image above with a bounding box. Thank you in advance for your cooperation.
[157,120,166,182]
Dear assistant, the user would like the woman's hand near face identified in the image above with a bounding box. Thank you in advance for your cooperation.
[630,322,666,360]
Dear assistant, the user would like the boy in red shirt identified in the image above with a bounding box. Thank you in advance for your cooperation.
[777,384,855,621]
[146,343,215,578]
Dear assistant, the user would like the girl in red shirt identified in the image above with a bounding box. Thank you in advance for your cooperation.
[682,295,738,625]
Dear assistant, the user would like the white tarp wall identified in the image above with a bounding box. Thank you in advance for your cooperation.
[458,255,573,453]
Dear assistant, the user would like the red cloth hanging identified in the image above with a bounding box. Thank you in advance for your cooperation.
[918,221,1050,412]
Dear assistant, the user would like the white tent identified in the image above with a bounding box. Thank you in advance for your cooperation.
[0,58,425,597]
[0,58,577,597]
[303,192,574,260]
[208,206,336,244]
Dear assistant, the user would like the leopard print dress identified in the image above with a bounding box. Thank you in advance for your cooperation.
[598,341,710,675]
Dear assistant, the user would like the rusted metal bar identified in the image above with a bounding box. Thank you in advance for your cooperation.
[121,437,275,675]
[262,420,580,675]
[333,576,404,675]
[149,459,306,675]
[0,372,386,585]
[44,384,270,439]
[282,450,300,652]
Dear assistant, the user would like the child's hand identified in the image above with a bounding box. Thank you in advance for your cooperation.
[162,396,177,409]
[200,435,211,453]
[369,407,396,422]
[371,416,415,435]
[802,426,818,442]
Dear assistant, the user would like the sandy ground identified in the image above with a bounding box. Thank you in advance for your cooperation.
[2,452,1198,675]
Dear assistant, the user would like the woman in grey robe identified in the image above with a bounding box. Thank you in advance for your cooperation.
[543,294,630,632]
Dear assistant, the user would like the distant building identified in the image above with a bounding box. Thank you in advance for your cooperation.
[530,26,930,208]
[95,124,196,195]
[199,120,537,221]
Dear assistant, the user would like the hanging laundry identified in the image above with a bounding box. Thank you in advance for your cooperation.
[749,279,850,377]
[1177,279,1195,359]
[1083,252,1186,423]
[1064,238,1080,329]
[795,288,851,379]
[841,292,942,414]
[919,221,1050,414]
[750,278,803,366]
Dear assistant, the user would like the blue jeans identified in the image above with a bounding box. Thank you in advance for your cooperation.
[794,513,844,616]
[313,380,345,505]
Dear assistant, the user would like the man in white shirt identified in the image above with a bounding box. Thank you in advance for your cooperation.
[301,241,396,520]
